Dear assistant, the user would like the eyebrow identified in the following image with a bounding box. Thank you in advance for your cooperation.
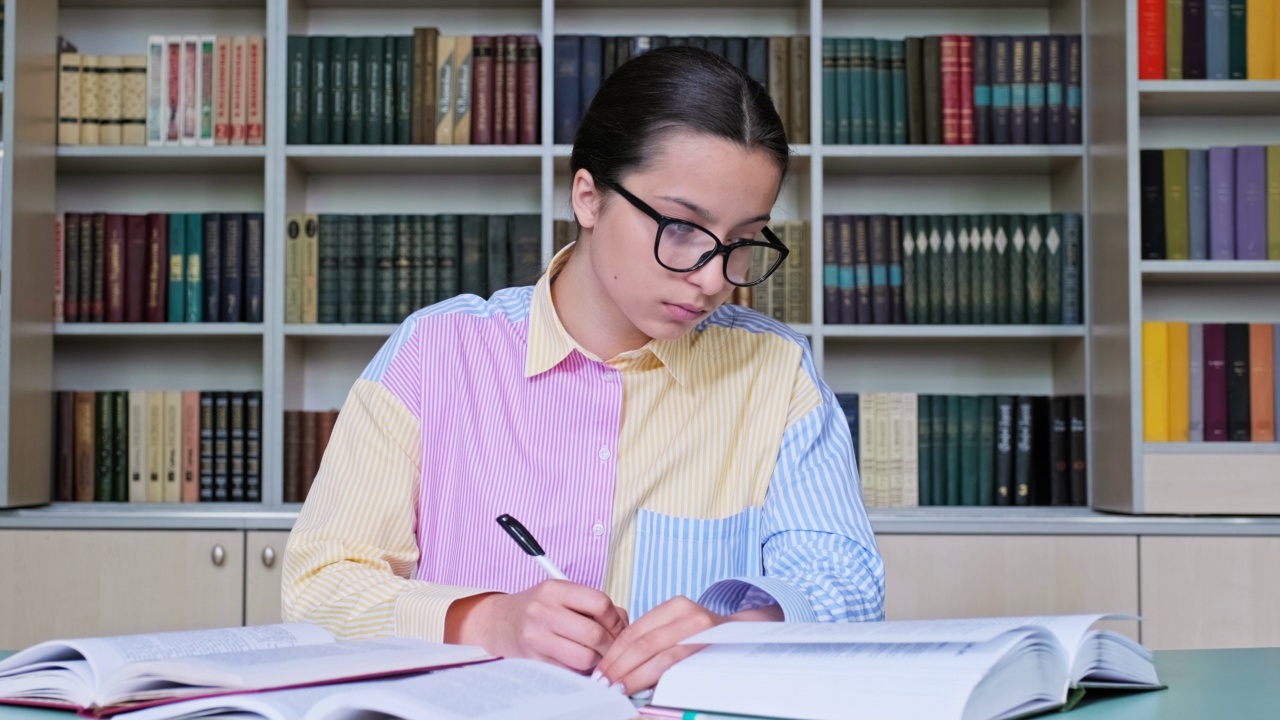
[658,195,772,227]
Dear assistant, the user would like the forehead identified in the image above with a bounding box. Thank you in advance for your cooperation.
[629,130,782,213]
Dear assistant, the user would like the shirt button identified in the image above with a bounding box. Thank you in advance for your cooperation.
[602,373,615,383]
[598,446,611,461]
[592,522,605,537]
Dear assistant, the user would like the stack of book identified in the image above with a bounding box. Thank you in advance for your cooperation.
[822,213,1083,326]
[1138,0,1279,79]
[1140,146,1280,260]
[836,392,1088,507]
[288,32,540,145]
[284,213,541,325]
[554,35,810,145]
[1143,321,1278,442]
[57,36,266,147]
[822,34,1082,145]
[52,390,263,504]
[284,410,339,504]
[53,212,264,324]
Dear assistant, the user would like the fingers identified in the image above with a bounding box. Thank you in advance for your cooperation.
[612,643,705,696]
[597,597,721,693]
[552,581,624,632]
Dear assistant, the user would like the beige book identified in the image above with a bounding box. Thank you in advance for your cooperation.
[58,52,82,145]
[98,56,123,146]
[246,35,265,145]
[858,394,876,508]
[121,55,148,146]
[215,36,232,145]
[181,391,201,503]
[876,393,892,508]
[181,36,199,145]
[452,35,473,145]
[435,36,456,145]
[146,391,164,502]
[79,55,101,146]
[163,391,182,503]
[887,393,904,508]
[285,214,303,324]
[302,213,320,324]
[128,391,147,503]
[199,36,216,145]
[767,36,789,137]
[146,37,166,146]
[230,35,248,145]
[901,393,919,508]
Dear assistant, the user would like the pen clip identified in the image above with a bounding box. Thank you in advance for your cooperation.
[496,514,547,557]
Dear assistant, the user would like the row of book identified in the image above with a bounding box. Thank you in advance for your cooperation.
[835,393,1088,508]
[52,390,262,504]
[1140,146,1280,261]
[821,35,1083,146]
[57,36,266,147]
[822,213,1084,326]
[283,410,339,504]
[553,35,809,145]
[283,213,542,325]
[1137,0,1280,79]
[54,212,264,324]
[288,33,539,146]
[1143,322,1278,443]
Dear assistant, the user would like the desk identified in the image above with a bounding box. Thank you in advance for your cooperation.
[0,649,1277,718]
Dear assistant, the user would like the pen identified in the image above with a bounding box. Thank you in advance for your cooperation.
[496,513,568,581]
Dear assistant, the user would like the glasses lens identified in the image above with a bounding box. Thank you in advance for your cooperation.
[725,242,784,285]
[656,221,719,271]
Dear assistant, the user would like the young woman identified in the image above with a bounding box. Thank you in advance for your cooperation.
[282,45,883,694]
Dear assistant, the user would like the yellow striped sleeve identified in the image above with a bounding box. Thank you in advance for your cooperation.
[281,379,488,642]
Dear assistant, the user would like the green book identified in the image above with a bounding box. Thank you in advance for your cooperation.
[460,214,488,297]
[945,395,961,506]
[287,36,309,144]
[863,39,879,144]
[835,38,851,144]
[1163,148,1190,259]
[410,215,426,309]
[902,216,916,324]
[876,39,892,145]
[1045,214,1063,324]
[849,39,865,144]
[382,35,395,144]
[374,215,396,323]
[184,214,203,323]
[977,395,996,506]
[364,37,384,144]
[917,395,932,505]
[890,39,907,145]
[913,216,930,324]
[1228,0,1247,79]
[337,215,359,323]
[1026,214,1046,324]
[822,38,837,144]
[940,215,957,324]
[1166,0,1184,80]
[395,215,413,321]
[1269,147,1280,259]
[437,215,461,301]
[112,391,128,502]
[994,215,1011,324]
[955,215,971,325]
[329,36,347,144]
[95,392,114,502]
[960,396,980,506]
[1008,214,1027,324]
[928,216,944,324]
[346,37,364,144]
[970,214,984,325]
[422,215,440,306]
[979,214,996,325]
[309,36,329,144]
[167,214,186,323]
[316,215,339,323]
[930,394,947,506]
[358,215,376,322]
[396,36,414,144]
[487,215,511,294]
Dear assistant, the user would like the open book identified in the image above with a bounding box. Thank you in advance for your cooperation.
[650,614,1163,720]
[0,624,492,717]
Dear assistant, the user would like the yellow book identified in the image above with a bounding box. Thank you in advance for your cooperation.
[163,391,183,503]
[302,213,320,324]
[1167,322,1190,442]
[435,36,457,145]
[79,55,101,146]
[1247,0,1275,79]
[146,391,165,502]
[1142,321,1171,442]
[285,213,303,324]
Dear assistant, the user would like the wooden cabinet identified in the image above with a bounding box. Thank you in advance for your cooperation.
[245,531,290,626]
[0,530,244,649]
[1140,536,1280,650]
[877,535,1141,638]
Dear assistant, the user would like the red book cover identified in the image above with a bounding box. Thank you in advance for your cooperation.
[53,215,65,322]
[105,214,127,322]
[57,391,75,502]
[317,409,339,459]
[502,36,519,145]
[90,213,106,322]
[64,212,80,322]
[125,214,148,323]
[941,35,960,145]
[959,35,974,145]
[1138,0,1166,80]
[167,39,181,143]
[145,213,168,323]
[517,35,540,146]
[471,36,496,145]
[492,37,506,145]
[1203,323,1228,441]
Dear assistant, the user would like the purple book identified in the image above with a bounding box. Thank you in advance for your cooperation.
[1208,146,1235,260]
[1235,145,1268,260]
[1203,323,1228,441]
[1275,323,1280,439]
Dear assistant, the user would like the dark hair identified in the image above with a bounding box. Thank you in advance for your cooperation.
[569,46,790,190]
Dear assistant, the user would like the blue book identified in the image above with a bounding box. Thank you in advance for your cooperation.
[221,213,245,322]
[244,213,264,323]
[1066,35,1082,145]
[836,393,860,472]
[890,40,906,145]
[1061,213,1082,325]
[876,39,893,145]
[1207,0,1230,79]
[849,39,866,144]
[991,37,1012,145]
[167,214,186,323]
[578,35,602,133]
[1188,149,1209,260]
[822,38,836,144]
[835,38,852,144]
[184,214,202,323]
[552,35,581,144]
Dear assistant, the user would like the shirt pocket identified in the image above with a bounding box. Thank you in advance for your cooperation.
[628,507,762,619]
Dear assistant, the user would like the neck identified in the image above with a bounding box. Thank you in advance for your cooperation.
[550,240,652,360]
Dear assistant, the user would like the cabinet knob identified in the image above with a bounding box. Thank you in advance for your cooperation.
[262,546,276,568]
[211,544,226,567]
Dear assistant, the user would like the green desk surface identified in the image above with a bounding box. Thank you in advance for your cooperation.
[0,648,1277,718]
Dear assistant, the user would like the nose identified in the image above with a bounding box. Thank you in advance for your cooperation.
[686,251,730,296]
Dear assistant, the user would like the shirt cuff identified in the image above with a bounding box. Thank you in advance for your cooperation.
[394,584,494,643]
[697,577,818,623]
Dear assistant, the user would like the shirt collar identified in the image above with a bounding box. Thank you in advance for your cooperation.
[524,244,697,387]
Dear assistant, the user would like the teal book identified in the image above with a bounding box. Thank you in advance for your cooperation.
[409,215,425,309]
[1026,214,1046,324]
[394,215,413,321]
[978,395,996,505]
[436,215,461,301]
[328,36,346,144]
[112,391,128,501]
[364,37,384,144]
[317,215,340,323]
[374,215,396,323]
[960,395,980,505]
[849,39,865,144]
[955,215,971,325]
[381,35,395,145]
[822,38,837,144]
[917,394,933,505]
[309,36,329,144]
[337,216,359,324]
[94,392,113,501]
[460,214,488,297]
[969,214,984,325]
[286,36,309,144]
[421,215,439,306]
[994,215,1011,324]
[913,215,930,324]
[930,394,947,506]
[346,37,364,144]
[835,38,851,144]
[979,214,996,325]
[167,214,186,323]
[876,39,892,145]
[1228,0,1247,79]
[1008,214,1027,324]
[1045,214,1063,325]
[486,215,511,295]
[928,215,944,324]
[1062,213,1082,324]
[395,36,413,144]
[945,395,961,506]
[890,40,907,145]
[901,215,916,324]
[184,214,203,323]
[863,39,878,144]
[940,215,957,324]
[358,215,376,322]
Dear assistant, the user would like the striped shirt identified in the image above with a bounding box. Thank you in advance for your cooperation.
[282,248,884,642]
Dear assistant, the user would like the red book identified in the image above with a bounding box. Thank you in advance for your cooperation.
[56,391,75,502]
[941,35,961,145]
[492,37,506,145]
[145,213,168,323]
[317,409,339,459]
[53,215,65,323]
[1203,323,1228,441]
[301,411,319,500]
[502,35,519,145]
[181,390,201,503]
[959,35,975,145]
[105,214,127,322]
[167,39,181,143]
[472,36,496,145]
[125,215,148,323]
[64,212,80,322]
[90,213,106,322]
[517,35,540,146]
[284,410,302,503]
[1138,0,1166,80]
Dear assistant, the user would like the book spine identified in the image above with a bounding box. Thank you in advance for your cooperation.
[53,215,65,322]
[1209,146,1235,259]
[95,392,114,501]
[307,36,327,144]
[58,53,82,145]
[853,216,874,323]
[337,215,358,323]
[302,411,319,500]
[105,215,126,323]
[916,395,931,504]
[957,36,973,145]
[980,215,997,324]
[940,216,958,324]
[163,391,182,502]
[123,215,145,323]
[179,39,198,145]
[905,37,925,145]
[868,215,891,323]
[1169,322,1191,442]
[230,36,248,145]
[358,215,376,321]
[146,391,163,502]
[767,36,790,139]
[959,396,979,505]
[1246,0,1275,78]
[927,216,944,323]
[1184,0,1208,78]
[346,37,364,144]
[862,39,878,144]
[98,55,124,146]
[203,213,222,322]
[396,35,414,145]
[955,217,972,324]
[329,36,346,144]
[1236,145,1268,259]
[146,39,165,145]
[1061,214,1083,324]
[199,37,215,145]
[944,395,961,505]
[302,214,320,323]
[1139,0,1167,78]
[184,214,203,322]
[972,36,990,145]
[246,392,262,502]
[1045,214,1062,324]
[247,35,265,144]
[167,214,186,323]
[835,38,852,144]
[80,55,102,146]
[215,37,231,145]
[1250,324,1276,441]
[229,393,245,501]
[73,392,95,502]
[837,216,856,323]
[375,215,397,323]
[317,215,339,323]
[213,393,230,501]
[144,214,167,323]
[1027,37,1045,144]
[476,35,498,145]
[991,37,1011,145]
[1140,149,1167,259]
[922,37,942,145]
[1008,215,1026,324]
[1046,36,1065,145]
[284,411,301,503]
[518,35,540,145]
[1190,323,1206,442]
[221,213,244,321]
[199,393,214,501]
[1168,0,1185,79]
[486,215,511,297]
[901,216,916,324]
[1225,323,1251,440]
[977,396,995,505]
[1188,148,1209,260]
[930,395,947,505]
[382,35,395,144]
[940,36,960,145]
[245,213,264,323]
[1014,396,1034,505]
[364,37,384,145]
[88,214,104,322]
[285,215,302,324]
[823,216,838,323]
[453,36,473,145]
[1164,148,1190,260]
[395,214,415,320]
[435,36,456,145]
[65,214,81,321]
[509,215,541,289]
[1066,36,1082,145]
[1068,396,1087,505]
[127,392,146,502]
[1010,37,1027,144]
[876,39,892,145]
[1144,322,1172,442]
[1204,323,1229,441]
[1270,146,1280,259]
[1228,0,1248,78]
[822,39,836,144]
[182,391,200,502]
[502,36,519,144]
[122,55,148,146]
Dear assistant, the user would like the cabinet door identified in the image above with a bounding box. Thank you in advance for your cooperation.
[0,529,244,649]
[245,531,291,626]
[877,534,1140,638]
[1140,536,1280,650]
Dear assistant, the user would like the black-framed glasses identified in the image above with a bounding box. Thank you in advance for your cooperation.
[598,178,789,287]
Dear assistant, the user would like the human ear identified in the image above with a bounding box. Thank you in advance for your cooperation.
[570,169,604,231]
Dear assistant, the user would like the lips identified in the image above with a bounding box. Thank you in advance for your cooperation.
[664,302,707,321]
